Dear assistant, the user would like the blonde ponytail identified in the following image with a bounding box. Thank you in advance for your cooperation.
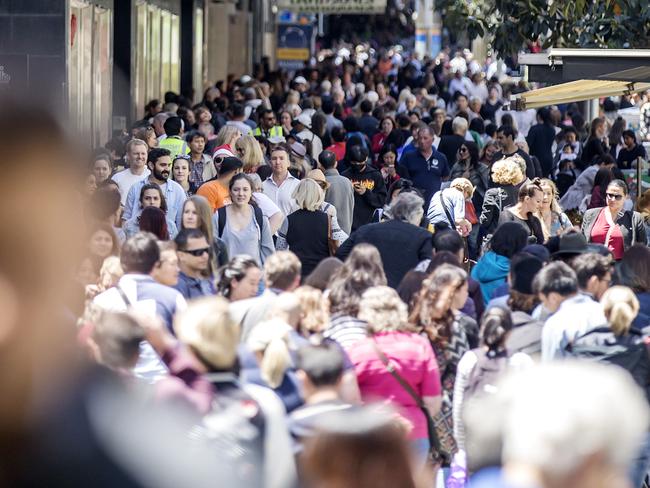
[260,336,291,388]
[601,286,640,336]
[246,318,294,389]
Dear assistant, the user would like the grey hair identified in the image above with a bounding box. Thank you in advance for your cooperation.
[385,192,424,223]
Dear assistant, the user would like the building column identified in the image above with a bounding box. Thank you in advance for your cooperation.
[113,0,132,130]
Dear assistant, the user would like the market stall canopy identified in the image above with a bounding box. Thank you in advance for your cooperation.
[276,0,387,14]
[511,79,650,110]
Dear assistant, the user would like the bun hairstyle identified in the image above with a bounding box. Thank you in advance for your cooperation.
[601,286,640,336]
[480,307,514,355]
[246,319,293,388]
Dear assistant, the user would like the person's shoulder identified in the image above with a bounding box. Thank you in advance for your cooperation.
[167,178,186,193]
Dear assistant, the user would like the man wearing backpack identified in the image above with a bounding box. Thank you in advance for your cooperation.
[535,262,606,361]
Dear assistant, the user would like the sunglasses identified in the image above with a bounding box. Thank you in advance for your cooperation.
[605,193,624,201]
[180,247,211,257]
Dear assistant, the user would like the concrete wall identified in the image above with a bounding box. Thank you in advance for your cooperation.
[206,2,251,84]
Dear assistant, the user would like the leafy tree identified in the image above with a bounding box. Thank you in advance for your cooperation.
[436,0,650,59]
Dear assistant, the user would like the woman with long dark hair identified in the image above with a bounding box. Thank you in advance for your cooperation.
[214,255,261,301]
[138,207,171,240]
[123,184,178,239]
[587,167,613,209]
[498,179,545,244]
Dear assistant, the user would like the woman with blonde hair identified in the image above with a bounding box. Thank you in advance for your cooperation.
[347,286,442,462]
[276,178,332,277]
[293,285,330,336]
[212,125,241,163]
[537,178,573,239]
[479,155,527,238]
[244,318,303,413]
[235,134,266,173]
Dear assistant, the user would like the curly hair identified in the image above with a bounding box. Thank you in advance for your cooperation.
[491,156,524,185]
[409,264,467,347]
[328,244,387,317]
[294,286,330,336]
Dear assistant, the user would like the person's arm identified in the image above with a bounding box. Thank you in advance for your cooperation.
[479,191,497,231]
[452,350,478,451]
[268,211,285,235]
[275,217,289,251]
[423,395,442,417]
[335,230,356,261]
[340,370,362,404]
[440,154,450,182]
[635,212,648,245]
[259,216,276,262]
[418,234,434,262]
[327,205,349,243]
[360,174,387,209]
[123,184,138,222]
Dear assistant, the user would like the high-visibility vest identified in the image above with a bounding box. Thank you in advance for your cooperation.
[159,136,190,158]
[252,125,283,139]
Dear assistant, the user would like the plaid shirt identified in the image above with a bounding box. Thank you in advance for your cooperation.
[190,155,206,185]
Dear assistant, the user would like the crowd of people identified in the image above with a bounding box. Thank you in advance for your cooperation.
[9,47,650,488]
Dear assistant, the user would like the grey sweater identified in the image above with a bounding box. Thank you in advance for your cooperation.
[324,168,355,235]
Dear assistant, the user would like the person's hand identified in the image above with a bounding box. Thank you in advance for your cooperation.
[354,182,367,195]
[456,219,472,237]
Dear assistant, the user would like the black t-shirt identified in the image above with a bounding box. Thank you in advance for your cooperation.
[493,148,536,179]
[617,144,646,169]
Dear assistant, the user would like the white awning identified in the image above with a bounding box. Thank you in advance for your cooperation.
[512,79,650,110]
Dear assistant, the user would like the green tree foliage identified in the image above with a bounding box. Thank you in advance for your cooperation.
[436,0,650,59]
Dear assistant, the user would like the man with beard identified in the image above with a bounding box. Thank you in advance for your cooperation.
[123,148,186,227]
[341,145,387,230]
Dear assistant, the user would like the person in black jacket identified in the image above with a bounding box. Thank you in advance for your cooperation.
[341,145,387,230]
[526,108,556,177]
[336,192,432,288]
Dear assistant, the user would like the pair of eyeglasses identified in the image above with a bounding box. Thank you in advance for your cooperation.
[606,193,624,201]
[180,247,210,256]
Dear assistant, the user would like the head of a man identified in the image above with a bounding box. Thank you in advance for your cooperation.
[187,130,206,155]
[260,109,276,130]
[532,261,578,313]
[126,139,149,171]
[295,342,345,398]
[264,251,301,291]
[174,228,210,277]
[121,232,161,275]
[147,148,172,183]
[571,253,612,301]
[348,145,369,172]
[163,116,183,137]
[496,125,517,152]
[270,145,291,177]
[387,192,424,226]
[418,125,435,151]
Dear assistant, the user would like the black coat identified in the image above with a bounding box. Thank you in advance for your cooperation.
[336,219,433,288]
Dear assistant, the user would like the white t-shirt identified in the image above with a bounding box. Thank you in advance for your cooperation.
[112,167,151,205]
[253,191,282,219]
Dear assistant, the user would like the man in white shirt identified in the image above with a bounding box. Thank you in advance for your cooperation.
[122,147,187,227]
[536,261,606,361]
[112,139,151,205]
[262,145,300,216]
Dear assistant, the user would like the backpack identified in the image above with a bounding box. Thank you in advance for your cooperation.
[464,348,509,401]
[217,204,264,238]
[190,373,267,487]
[565,327,650,392]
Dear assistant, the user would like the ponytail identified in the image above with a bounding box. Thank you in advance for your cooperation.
[260,336,291,388]
[480,308,513,354]
[601,286,640,337]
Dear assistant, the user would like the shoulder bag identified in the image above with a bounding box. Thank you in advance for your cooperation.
[371,341,451,466]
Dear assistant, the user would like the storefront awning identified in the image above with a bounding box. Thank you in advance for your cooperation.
[276,0,387,14]
[512,79,650,110]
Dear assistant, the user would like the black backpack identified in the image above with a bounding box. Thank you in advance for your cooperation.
[565,327,650,393]
[190,373,267,487]
[465,348,509,401]
[217,204,264,238]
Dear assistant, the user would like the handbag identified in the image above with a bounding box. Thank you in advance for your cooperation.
[371,341,451,466]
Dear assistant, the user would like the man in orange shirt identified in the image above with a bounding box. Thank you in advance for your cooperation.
[196,157,243,212]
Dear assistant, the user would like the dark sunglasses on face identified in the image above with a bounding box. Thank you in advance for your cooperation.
[180,247,211,257]
[606,193,624,201]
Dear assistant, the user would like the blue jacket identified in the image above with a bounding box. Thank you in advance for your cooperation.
[471,251,510,304]
[636,292,650,332]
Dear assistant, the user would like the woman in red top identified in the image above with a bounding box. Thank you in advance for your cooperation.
[371,115,396,156]
[582,179,648,260]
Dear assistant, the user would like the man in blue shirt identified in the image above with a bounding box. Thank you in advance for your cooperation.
[399,125,449,207]
[123,148,187,228]
[174,228,215,299]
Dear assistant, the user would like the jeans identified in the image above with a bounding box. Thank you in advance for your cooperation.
[630,432,650,488]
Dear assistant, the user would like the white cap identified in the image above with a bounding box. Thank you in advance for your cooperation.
[240,75,252,84]
[293,75,307,85]
[366,91,379,104]
[295,112,312,128]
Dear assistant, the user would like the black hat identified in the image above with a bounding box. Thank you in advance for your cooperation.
[510,253,544,295]
[551,232,589,258]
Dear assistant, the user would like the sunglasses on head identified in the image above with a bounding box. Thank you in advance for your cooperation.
[606,193,624,201]
[180,247,211,257]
